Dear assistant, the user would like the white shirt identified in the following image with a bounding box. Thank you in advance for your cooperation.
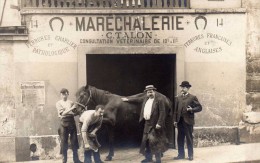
[79,110,102,132]
[143,98,154,120]
[56,99,74,118]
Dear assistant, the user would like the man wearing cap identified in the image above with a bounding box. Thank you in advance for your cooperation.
[122,85,168,163]
[173,81,202,161]
[56,88,82,163]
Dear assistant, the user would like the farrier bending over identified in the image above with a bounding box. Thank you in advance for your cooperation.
[77,105,105,163]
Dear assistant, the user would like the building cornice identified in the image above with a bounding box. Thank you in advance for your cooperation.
[20,8,246,15]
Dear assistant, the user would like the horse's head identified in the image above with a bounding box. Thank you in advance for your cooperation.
[73,85,92,114]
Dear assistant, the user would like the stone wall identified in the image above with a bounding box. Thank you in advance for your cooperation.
[0,42,15,137]
[0,42,16,162]
[241,0,260,143]
[244,0,260,112]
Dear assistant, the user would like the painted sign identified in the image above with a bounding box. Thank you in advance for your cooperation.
[22,14,245,62]
[25,34,77,56]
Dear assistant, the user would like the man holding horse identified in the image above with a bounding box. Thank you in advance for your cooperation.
[122,85,168,163]
[56,88,82,163]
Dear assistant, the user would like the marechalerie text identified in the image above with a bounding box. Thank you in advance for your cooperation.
[75,16,184,31]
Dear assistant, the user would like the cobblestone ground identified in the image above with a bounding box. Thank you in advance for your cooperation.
[13,143,260,163]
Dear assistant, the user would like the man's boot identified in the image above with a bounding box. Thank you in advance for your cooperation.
[155,153,161,163]
[93,151,104,163]
[62,150,67,163]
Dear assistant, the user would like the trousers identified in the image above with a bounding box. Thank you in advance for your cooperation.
[84,150,102,163]
[177,117,194,157]
[58,119,80,163]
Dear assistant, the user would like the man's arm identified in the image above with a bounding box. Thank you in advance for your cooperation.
[191,96,202,113]
[173,97,178,127]
[56,102,65,118]
[90,120,102,135]
[81,117,91,148]
[61,103,76,116]
[56,101,75,117]
[121,93,145,103]
[81,132,90,149]
[156,99,166,128]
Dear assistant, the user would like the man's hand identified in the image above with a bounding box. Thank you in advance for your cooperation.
[121,97,129,102]
[61,105,76,116]
[89,133,96,138]
[84,143,90,150]
[155,124,161,129]
[187,106,193,112]
[173,122,177,128]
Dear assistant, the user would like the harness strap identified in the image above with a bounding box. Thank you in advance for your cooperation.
[74,101,87,109]
[75,89,93,110]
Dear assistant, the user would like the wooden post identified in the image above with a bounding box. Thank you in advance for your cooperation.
[181,0,184,7]
[138,0,142,7]
[186,0,190,8]
[157,0,162,8]
[38,0,43,7]
[56,0,62,7]
[168,0,173,8]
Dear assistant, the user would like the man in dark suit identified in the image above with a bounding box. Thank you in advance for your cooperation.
[173,81,202,161]
[122,85,168,163]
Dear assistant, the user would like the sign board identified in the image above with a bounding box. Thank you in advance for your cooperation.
[19,13,245,63]
[20,81,45,110]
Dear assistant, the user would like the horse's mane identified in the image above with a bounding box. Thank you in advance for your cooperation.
[75,85,86,97]
[76,85,113,97]
[89,85,112,94]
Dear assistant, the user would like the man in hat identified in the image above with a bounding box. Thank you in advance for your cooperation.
[122,85,168,163]
[56,88,82,163]
[173,81,202,161]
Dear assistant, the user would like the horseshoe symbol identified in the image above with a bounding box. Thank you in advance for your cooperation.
[49,17,64,31]
[195,16,207,30]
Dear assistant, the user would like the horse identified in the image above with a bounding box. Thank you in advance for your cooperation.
[74,85,174,161]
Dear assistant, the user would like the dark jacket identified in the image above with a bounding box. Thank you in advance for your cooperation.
[139,93,166,128]
[139,93,168,154]
[173,93,202,125]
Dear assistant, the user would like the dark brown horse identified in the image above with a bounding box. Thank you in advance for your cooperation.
[74,85,174,161]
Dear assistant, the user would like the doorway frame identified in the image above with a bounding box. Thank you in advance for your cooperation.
[77,46,185,96]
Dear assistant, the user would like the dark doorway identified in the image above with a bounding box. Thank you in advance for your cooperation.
[86,54,176,100]
[86,54,176,148]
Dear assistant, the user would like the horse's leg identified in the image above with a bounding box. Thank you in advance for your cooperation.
[105,123,114,161]
[102,117,115,161]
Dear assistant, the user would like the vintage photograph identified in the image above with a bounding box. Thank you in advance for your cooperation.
[0,0,260,162]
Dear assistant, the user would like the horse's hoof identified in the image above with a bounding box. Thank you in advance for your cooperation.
[105,156,112,161]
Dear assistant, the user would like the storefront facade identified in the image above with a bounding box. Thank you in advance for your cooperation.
[1,0,258,162]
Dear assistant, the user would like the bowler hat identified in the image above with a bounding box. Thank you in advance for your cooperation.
[144,85,157,92]
[180,81,192,88]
